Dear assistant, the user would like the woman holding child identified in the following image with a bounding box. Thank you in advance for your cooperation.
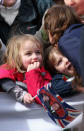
[43,5,84,92]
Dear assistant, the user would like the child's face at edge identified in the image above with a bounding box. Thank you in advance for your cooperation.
[53,52,75,76]
[20,40,43,71]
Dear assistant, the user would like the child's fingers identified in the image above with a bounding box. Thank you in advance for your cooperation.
[23,93,34,104]
[33,62,40,68]
[27,62,40,72]
[24,98,34,104]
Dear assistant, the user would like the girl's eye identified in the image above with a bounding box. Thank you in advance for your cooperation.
[57,59,62,66]
[36,50,41,54]
[26,52,31,56]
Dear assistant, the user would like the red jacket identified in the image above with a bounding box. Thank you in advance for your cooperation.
[25,66,52,104]
[0,64,24,81]
[0,64,52,104]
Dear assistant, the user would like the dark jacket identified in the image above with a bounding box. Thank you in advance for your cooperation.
[80,25,84,85]
[58,24,84,75]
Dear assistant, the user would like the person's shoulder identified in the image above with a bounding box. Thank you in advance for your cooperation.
[0,64,8,71]
[58,24,83,48]
[65,24,83,34]
[0,64,15,80]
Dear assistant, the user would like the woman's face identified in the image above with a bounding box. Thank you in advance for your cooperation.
[64,0,84,15]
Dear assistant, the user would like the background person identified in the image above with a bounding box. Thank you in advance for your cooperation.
[64,0,84,17]
[0,0,55,45]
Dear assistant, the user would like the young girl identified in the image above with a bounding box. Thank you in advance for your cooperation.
[44,45,84,93]
[0,34,52,104]
[43,4,83,76]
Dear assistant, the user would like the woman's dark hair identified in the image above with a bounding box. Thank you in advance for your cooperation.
[44,4,81,45]
[54,0,64,5]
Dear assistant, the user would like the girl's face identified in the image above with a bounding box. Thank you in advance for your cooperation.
[20,40,43,71]
[64,0,84,15]
[53,52,75,76]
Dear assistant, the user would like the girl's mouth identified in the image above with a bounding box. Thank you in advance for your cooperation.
[66,62,72,70]
[67,64,72,70]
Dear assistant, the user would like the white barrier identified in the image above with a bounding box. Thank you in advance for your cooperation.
[0,92,84,131]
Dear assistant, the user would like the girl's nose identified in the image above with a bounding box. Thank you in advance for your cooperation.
[32,53,38,59]
[64,57,69,65]
[64,57,68,62]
